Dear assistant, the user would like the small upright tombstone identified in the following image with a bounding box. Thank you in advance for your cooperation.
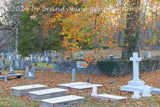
[86,78,89,83]
[1,52,5,72]
[14,58,20,70]
[20,60,25,70]
[72,68,76,81]
[148,52,151,58]
[80,51,83,59]
[143,52,148,58]
[91,85,97,97]
[142,85,152,97]
[27,66,35,80]
[26,58,31,67]
[132,91,141,99]
[25,66,29,76]
[117,55,120,59]
[34,54,39,63]
[9,55,15,74]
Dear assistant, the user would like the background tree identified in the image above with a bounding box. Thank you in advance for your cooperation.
[3,0,24,55]
[18,11,65,56]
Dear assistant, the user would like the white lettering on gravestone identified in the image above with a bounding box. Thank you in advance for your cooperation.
[130,52,142,81]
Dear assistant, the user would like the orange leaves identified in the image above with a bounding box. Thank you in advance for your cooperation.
[142,26,146,30]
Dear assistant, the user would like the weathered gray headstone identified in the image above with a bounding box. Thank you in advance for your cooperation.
[20,60,25,70]
[1,52,5,72]
[148,52,151,58]
[25,66,29,76]
[143,52,148,58]
[72,68,76,81]
[15,59,20,70]
[9,55,15,74]
[27,66,35,79]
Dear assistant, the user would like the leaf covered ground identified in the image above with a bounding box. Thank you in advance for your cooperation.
[0,69,160,107]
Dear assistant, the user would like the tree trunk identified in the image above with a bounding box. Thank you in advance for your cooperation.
[122,0,141,60]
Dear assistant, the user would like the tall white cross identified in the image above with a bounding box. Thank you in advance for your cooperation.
[130,52,142,81]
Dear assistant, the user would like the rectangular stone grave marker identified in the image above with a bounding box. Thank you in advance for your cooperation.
[59,82,90,89]
[70,84,102,90]
[11,84,47,96]
[97,94,127,101]
[29,88,68,101]
[41,95,84,107]
[0,73,24,82]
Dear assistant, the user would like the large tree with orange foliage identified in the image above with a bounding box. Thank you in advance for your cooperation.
[21,0,159,59]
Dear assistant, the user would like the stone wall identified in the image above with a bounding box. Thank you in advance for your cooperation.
[53,59,159,77]
[53,61,103,74]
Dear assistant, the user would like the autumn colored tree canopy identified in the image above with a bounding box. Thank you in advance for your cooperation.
[17,0,160,60]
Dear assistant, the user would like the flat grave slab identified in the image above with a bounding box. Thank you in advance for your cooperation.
[59,82,90,89]
[29,88,68,101]
[70,84,102,90]
[11,84,47,96]
[97,94,127,101]
[41,95,84,107]
[152,88,160,94]
[0,73,24,82]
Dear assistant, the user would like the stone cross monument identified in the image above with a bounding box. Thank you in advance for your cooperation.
[121,52,153,93]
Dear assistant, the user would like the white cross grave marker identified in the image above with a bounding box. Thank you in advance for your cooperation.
[130,52,142,81]
[120,52,151,93]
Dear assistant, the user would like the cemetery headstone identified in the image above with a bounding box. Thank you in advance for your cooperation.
[9,55,15,74]
[148,52,151,58]
[14,59,20,70]
[131,91,141,99]
[47,54,52,64]
[58,55,61,60]
[86,78,89,83]
[34,54,39,63]
[25,66,29,76]
[41,52,46,62]
[20,60,25,70]
[117,55,120,59]
[121,52,150,93]
[142,85,152,97]
[143,52,148,58]
[1,52,5,72]
[72,68,76,81]
[26,59,31,67]
[27,66,35,79]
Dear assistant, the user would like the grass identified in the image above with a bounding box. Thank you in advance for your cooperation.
[32,62,52,68]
